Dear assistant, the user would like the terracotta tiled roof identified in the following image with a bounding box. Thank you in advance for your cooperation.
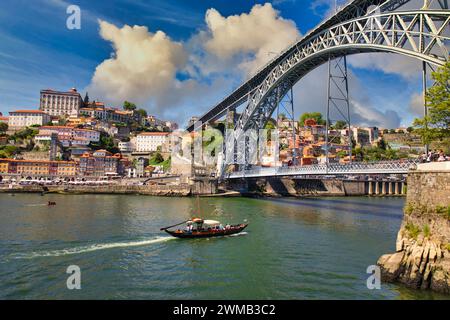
[10,110,47,114]
[0,158,76,164]
[138,132,170,136]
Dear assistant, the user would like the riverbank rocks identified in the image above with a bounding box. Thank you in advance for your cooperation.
[377,167,450,294]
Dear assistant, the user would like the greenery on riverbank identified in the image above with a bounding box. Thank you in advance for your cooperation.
[413,61,450,153]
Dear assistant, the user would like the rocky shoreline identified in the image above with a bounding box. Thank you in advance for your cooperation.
[377,164,450,294]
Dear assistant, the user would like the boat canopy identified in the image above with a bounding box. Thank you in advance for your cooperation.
[187,218,221,226]
[203,220,221,226]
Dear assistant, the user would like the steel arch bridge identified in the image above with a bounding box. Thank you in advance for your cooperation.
[186,0,449,179]
[187,0,449,133]
[234,8,449,135]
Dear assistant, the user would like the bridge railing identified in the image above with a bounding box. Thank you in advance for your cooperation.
[226,159,419,179]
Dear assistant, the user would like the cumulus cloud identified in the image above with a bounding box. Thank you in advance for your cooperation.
[351,100,401,128]
[408,92,425,116]
[202,3,300,76]
[348,53,422,80]
[88,3,301,123]
[89,20,187,106]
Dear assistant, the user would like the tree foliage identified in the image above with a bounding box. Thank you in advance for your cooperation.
[413,61,450,150]
[150,152,164,164]
[89,132,119,154]
[123,101,137,111]
[333,120,347,130]
[0,122,8,133]
[136,108,147,118]
[299,112,326,126]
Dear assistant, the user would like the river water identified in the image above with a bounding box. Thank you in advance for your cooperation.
[0,193,447,299]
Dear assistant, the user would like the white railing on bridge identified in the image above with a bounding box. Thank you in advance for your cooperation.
[225,160,419,179]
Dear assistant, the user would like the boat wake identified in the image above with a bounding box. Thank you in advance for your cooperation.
[228,231,248,237]
[12,236,175,259]
[24,204,48,207]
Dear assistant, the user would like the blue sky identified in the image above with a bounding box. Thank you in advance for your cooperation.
[0,0,425,127]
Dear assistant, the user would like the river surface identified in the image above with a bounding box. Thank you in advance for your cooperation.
[0,193,447,299]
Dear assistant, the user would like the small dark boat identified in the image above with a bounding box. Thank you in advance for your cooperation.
[161,218,248,239]
[47,201,56,206]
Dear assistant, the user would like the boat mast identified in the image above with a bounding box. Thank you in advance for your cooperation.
[197,195,201,218]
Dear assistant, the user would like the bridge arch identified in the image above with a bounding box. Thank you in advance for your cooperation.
[236,10,449,132]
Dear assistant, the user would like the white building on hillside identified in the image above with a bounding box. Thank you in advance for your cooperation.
[8,110,51,129]
[40,88,83,116]
[136,132,170,152]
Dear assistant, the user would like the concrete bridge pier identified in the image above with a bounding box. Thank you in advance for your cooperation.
[375,181,380,195]
[368,181,373,195]
[388,182,393,195]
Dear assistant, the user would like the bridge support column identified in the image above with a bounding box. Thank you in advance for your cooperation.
[375,181,380,195]
[394,182,399,195]
[388,182,393,195]
[400,182,405,195]
[368,181,373,195]
[382,182,387,195]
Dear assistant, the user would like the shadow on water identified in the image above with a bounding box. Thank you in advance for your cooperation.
[256,197,403,220]
[302,197,404,210]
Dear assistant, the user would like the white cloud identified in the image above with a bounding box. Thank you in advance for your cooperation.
[348,53,422,80]
[202,3,300,76]
[408,92,425,116]
[87,3,301,124]
[88,20,187,106]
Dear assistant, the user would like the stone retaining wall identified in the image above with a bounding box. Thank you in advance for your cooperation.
[378,166,450,294]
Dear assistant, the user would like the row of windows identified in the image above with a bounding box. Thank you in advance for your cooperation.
[41,95,80,100]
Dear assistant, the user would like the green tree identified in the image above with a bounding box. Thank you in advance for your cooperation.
[0,122,8,134]
[377,138,387,150]
[413,61,450,151]
[406,126,413,133]
[299,112,326,126]
[150,152,164,164]
[89,132,119,154]
[333,120,347,129]
[265,119,276,130]
[136,108,147,118]
[264,119,277,141]
[123,101,137,111]
[0,145,19,158]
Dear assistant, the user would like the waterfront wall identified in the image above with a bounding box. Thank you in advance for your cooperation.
[0,179,218,196]
[378,163,450,294]
[225,177,405,197]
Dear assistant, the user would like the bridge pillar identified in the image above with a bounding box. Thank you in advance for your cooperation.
[394,182,399,195]
[388,182,393,195]
[368,181,373,195]
[375,181,380,195]
[382,182,387,195]
[400,182,405,195]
